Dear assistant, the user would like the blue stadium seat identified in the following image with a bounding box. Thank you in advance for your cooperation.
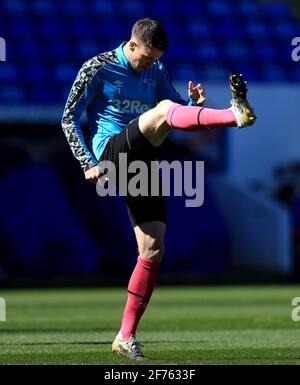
[48,42,70,61]
[61,0,86,16]
[235,1,261,17]
[3,0,26,13]
[33,0,56,14]
[261,64,287,81]
[163,22,184,41]
[10,17,37,37]
[201,65,228,81]
[40,19,64,37]
[53,64,77,83]
[245,20,270,39]
[78,41,101,59]
[121,0,146,15]
[196,43,220,61]
[0,85,24,102]
[223,41,249,62]
[187,19,212,38]
[18,41,41,60]
[89,0,115,15]
[263,3,291,19]
[68,19,96,38]
[30,88,54,103]
[273,21,298,39]
[148,1,173,15]
[24,64,48,82]
[173,1,201,16]
[96,19,125,37]
[254,42,279,62]
[217,21,240,38]
[207,1,232,17]
[0,64,18,81]
[172,65,199,82]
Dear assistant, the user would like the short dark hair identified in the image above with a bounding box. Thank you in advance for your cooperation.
[131,18,168,51]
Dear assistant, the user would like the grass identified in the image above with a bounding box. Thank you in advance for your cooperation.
[0,285,300,365]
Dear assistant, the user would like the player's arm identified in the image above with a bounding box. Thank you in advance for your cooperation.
[157,63,206,106]
[61,60,101,183]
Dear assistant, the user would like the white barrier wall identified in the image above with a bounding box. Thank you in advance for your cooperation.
[210,174,292,274]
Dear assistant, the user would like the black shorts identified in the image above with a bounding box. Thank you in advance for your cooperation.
[99,117,167,227]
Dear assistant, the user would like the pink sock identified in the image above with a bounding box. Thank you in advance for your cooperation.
[166,103,237,130]
[120,256,160,340]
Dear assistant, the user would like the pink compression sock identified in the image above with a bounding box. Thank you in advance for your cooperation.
[166,103,237,130]
[120,256,160,340]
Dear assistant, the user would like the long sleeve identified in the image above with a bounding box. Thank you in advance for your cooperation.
[61,57,102,172]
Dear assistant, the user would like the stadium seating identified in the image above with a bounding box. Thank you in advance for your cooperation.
[0,0,299,105]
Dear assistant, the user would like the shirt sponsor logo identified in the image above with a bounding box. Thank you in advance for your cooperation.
[112,99,151,114]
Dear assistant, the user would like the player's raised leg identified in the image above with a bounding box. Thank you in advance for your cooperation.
[112,221,165,360]
[138,72,257,147]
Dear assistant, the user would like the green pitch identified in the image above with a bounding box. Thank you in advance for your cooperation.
[0,285,300,365]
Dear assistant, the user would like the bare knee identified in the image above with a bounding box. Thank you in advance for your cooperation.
[138,99,174,147]
[134,221,166,262]
[139,239,165,263]
[156,99,174,120]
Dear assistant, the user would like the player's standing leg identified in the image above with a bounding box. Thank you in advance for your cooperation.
[112,221,165,360]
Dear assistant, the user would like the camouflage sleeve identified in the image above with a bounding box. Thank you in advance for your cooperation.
[61,57,103,172]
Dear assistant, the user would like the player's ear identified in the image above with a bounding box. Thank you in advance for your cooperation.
[128,39,137,51]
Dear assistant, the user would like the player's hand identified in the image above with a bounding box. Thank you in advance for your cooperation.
[84,164,102,184]
[188,81,206,106]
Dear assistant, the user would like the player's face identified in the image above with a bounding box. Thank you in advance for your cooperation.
[130,41,164,71]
